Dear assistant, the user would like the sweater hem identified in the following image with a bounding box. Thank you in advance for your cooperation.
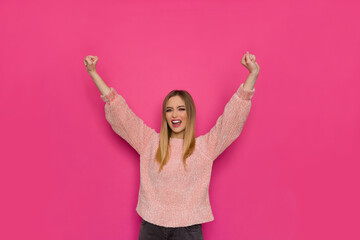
[136,205,215,228]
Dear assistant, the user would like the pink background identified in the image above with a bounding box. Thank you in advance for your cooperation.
[1,0,359,239]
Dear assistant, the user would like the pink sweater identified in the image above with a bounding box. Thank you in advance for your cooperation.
[100,83,255,227]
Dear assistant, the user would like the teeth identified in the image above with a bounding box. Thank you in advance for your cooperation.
[172,120,181,124]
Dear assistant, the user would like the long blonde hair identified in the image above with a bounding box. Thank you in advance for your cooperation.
[155,90,196,172]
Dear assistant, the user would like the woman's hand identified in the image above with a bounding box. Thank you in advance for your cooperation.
[241,51,260,75]
[84,55,98,74]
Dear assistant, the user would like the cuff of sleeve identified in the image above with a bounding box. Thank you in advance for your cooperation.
[237,83,255,100]
[100,87,117,102]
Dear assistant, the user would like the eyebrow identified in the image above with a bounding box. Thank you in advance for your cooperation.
[166,105,185,109]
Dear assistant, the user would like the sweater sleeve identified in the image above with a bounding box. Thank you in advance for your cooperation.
[198,83,255,161]
[100,87,158,156]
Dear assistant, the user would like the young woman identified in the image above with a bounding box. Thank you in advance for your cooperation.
[84,52,259,240]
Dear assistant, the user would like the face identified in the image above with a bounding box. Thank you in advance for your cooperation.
[165,96,187,139]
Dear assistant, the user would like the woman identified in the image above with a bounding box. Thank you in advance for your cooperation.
[84,52,259,240]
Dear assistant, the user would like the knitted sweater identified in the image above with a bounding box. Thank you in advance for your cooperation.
[100,83,255,227]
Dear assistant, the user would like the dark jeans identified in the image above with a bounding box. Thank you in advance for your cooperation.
[138,218,204,240]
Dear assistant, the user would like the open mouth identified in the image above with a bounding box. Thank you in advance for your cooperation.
[171,120,182,127]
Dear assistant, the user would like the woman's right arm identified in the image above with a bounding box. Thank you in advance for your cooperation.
[84,55,111,95]
[84,55,158,156]
[90,71,111,95]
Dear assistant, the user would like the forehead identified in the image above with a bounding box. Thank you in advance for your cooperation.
[166,95,185,106]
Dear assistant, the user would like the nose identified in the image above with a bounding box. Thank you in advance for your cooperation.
[171,110,179,117]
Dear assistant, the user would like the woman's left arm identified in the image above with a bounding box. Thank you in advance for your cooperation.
[242,51,260,90]
[198,51,259,161]
[198,77,256,161]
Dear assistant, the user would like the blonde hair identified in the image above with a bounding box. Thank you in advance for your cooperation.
[155,90,196,172]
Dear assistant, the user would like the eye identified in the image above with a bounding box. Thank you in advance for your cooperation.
[166,108,185,112]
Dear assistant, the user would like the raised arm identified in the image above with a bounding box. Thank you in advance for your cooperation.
[84,55,157,156]
[84,55,111,96]
[197,81,255,161]
[100,88,158,156]
[198,51,259,161]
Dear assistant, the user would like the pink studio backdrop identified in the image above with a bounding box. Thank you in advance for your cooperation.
[0,0,359,239]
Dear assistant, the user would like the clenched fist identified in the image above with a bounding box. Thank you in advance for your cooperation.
[241,51,260,75]
[84,55,98,73]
